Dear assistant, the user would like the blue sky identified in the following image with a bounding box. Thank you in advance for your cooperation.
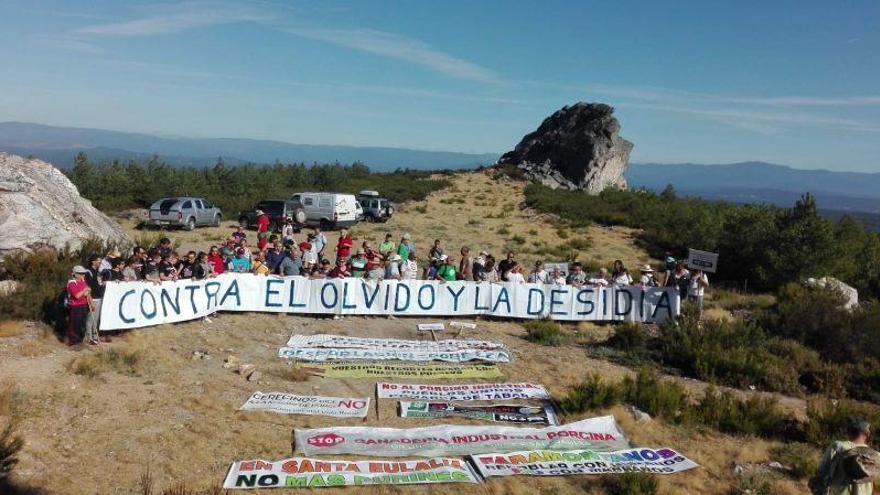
[1,0,878,171]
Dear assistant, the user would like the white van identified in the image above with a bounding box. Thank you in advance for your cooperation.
[290,192,359,229]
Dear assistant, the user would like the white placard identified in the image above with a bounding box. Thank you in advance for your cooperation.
[377,382,550,401]
[449,321,477,329]
[294,415,629,457]
[417,323,446,331]
[686,249,719,273]
[239,392,369,418]
[286,334,502,351]
[278,347,511,363]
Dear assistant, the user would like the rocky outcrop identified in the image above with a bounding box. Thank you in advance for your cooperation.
[497,102,633,194]
[0,153,131,257]
[806,277,859,310]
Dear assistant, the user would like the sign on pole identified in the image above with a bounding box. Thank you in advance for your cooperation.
[686,249,719,273]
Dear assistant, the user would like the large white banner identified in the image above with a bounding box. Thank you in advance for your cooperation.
[223,457,479,489]
[278,346,511,363]
[377,382,551,401]
[294,415,629,457]
[239,392,370,418]
[471,448,699,477]
[399,401,559,425]
[286,334,505,351]
[100,274,679,330]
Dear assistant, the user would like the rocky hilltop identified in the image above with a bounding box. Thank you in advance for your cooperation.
[497,102,633,194]
[0,153,131,256]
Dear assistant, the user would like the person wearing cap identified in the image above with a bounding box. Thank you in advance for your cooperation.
[385,253,403,280]
[348,248,368,278]
[84,254,106,345]
[379,233,395,258]
[255,209,269,234]
[813,416,875,495]
[435,254,457,281]
[528,260,548,284]
[66,266,93,346]
[639,265,658,287]
[299,241,317,271]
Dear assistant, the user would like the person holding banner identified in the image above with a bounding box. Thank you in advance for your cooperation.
[688,269,709,315]
[66,265,93,346]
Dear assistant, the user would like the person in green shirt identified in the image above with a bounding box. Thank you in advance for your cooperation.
[348,248,368,278]
[379,233,395,258]
[397,234,411,260]
[435,255,457,281]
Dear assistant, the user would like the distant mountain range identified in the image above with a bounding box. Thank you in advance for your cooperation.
[2,121,877,225]
[628,162,880,214]
[0,122,498,171]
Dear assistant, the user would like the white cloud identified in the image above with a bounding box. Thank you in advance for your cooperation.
[73,1,275,37]
[277,27,503,84]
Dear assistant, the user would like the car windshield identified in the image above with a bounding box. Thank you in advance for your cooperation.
[258,202,283,215]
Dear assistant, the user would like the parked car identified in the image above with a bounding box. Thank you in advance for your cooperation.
[238,199,306,232]
[290,192,359,229]
[357,190,394,223]
[148,197,221,230]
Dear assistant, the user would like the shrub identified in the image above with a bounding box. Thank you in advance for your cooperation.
[523,319,567,346]
[607,323,649,359]
[620,368,690,421]
[511,235,526,245]
[560,374,620,413]
[806,398,880,448]
[496,226,510,235]
[68,346,143,378]
[0,421,23,482]
[770,443,819,480]
[412,204,428,214]
[601,472,658,495]
[528,229,538,235]
[694,388,787,437]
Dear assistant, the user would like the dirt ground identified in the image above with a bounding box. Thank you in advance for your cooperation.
[0,170,810,494]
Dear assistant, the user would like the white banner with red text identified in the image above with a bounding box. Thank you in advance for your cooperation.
[471,447,699,477]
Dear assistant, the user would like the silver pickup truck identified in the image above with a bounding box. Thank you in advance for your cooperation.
[148,197,222,230]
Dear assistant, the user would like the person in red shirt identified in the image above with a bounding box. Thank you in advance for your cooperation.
[329,258,351,278]
[207,245,225,275]
[66,265,93,346]
[256,209,270,250]
[335,228,353,261]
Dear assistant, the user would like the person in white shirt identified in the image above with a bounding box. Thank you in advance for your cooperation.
[385,254,403,280]
[688,269,709,316]
[527,260,549,283]
[611,259,633,286]
[281,219,296,244]
[550,267,567,285]
[507,262,526,284]
[588,267,611,287]
[402,252,419,280]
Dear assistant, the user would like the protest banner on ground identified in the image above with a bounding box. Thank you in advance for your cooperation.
[286,334,504,351]
[686,248,719,273]
[100,274,680,330]
[377,382,550,401]
[297,363,504,379]
[239,392,369,418]
[223,457,479,489]
[417,323,445,331]
[399,401,559,425]
[449,321,477,329]
[471,447,699,478]
[279,346,511,363]
[294,415,628,457]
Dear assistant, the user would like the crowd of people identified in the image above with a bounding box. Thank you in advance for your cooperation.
[65,214,710,345]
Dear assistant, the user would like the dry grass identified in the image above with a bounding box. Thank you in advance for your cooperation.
[67,344,145,378]
[0,322,25,339]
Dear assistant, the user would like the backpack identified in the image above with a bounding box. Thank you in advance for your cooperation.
[841,446,880,482]
[57,287,69,310]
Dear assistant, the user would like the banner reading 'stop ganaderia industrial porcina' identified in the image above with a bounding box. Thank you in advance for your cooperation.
[294,415,629,457]
[223,457,480,489]
[100,274,679,330]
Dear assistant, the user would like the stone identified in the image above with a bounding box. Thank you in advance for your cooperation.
[246,370,262,382]
[190,350,210,360]
[805,277,859,310]
[0,153,131,258]
[0,280,19,297]
[496,102,633,194]
[222,356,240,369]
[628,405,652,422]
[237,363,255,375]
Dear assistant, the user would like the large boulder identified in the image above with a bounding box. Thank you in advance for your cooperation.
[0,153,131,257]
[497,102,633,194]
[805,277,859,310]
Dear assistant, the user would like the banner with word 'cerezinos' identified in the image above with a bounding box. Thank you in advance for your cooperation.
[471,448,699,478]
[239,392,370,418]
[99,274,679,330]
[223,457,479,489]
[377,382,551,401]
[296,363,504,379]
[294,415,629,457]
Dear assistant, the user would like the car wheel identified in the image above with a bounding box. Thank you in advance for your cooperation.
[293,209,306,224]
[186,217,196,231]
[239,217,249,229]
[213,214,221,227]
[364,214,375,223]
